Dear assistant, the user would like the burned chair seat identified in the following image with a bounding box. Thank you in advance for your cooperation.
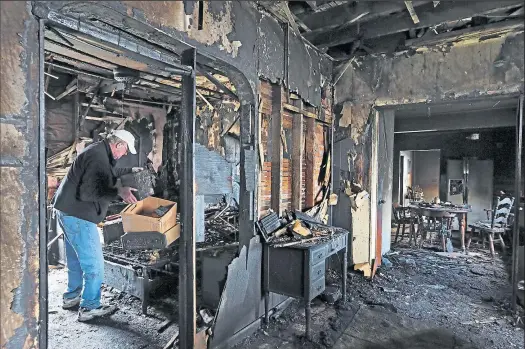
[466,196,515,257]
[468,221,506,233]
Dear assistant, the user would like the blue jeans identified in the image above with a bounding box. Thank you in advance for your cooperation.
[56,210,104,310]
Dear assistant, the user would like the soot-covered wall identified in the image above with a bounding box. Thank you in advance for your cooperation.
[333,32,524,255]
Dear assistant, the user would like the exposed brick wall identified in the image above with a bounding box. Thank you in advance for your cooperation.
[258,80,330,217]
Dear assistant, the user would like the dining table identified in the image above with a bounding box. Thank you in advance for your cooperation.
[409,203,472,251]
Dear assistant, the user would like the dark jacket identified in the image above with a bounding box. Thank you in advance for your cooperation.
[54,140,132,223]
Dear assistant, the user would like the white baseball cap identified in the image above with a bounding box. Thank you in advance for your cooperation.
[111,129,137,154]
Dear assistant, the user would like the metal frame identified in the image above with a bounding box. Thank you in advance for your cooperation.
[511,94,523,311]
[38,18,49,349]
[179,47,197,349]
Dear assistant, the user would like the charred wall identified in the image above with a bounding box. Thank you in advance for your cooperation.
[0,2,41,348]
[333,32,524,253]
[3,1,333,348]
[334,33,524,193]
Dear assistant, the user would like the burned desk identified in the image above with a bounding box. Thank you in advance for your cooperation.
[263,230,348,339]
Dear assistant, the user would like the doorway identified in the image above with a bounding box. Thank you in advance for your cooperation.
[398,149,441,204]
[40,15,248,349]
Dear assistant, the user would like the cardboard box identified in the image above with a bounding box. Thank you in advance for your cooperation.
[121,224,180,250]
[121,197,177,234]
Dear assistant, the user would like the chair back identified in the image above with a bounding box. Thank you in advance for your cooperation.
[491,196,515,228]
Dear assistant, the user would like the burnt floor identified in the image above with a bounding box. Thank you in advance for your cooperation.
[48,235,524,349]
[48,267,179,349]
[235,235,524,349]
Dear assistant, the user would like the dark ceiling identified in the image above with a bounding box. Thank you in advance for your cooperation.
[259,1,524,62]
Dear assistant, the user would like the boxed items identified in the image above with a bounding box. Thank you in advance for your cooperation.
[120,197,179,250]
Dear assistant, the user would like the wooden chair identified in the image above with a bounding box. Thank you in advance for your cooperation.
[393,206,415,244]
[416,210,456,251]
[466,196,515,257]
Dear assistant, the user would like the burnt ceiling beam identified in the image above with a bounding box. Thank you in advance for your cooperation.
[405,17,524,47]
[305,1,317,11]
[307,1,522,48]
[196,64,238,100]
[46,17,191,75]
[299,1,427,33]
[329,32,407,61]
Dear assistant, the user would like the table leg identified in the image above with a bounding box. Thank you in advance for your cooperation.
[263,244,270,326]
[305,300,311,340]
[460,213,466,252]
[342,248,348,303]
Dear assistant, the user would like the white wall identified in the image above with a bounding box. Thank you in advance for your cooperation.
[413,150,441,200]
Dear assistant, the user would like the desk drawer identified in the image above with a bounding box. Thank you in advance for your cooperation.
[309,276,325,299]
[310,245,327,264]
[310,260,325,282]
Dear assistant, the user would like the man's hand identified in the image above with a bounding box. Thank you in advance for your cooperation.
[132,167,143,173]
[118,186,138,204]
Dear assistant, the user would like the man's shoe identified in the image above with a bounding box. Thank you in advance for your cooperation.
[62,295,81,309]
[77,305,117,322]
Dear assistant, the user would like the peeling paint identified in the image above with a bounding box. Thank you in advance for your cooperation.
[123,1,241,58]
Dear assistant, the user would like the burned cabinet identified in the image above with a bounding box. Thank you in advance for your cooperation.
[263,231,348,339]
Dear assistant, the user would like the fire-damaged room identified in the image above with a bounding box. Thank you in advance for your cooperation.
[1,2,524,349]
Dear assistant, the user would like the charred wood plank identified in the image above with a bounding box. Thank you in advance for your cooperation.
[55,78,77,101]
[291,99,304,211]
[196,64,238,100]
[299,1,425,33]
[271,84,283,215]
[305,117,316,208]
[405,18,524,47]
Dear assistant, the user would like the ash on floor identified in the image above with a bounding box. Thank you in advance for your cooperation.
[48,267,178,349]
[234,244,524,349]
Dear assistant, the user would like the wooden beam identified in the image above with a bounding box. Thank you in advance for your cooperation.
[405,18,524,47]
[304,117,316,208]
[404,1,420,24]
[306,1,521,48]
[299,1,424,33]
[196,64,238,100]
[283,103,319,120]
[305,1,317,11]
[281,2,302,34]
[55,78,77,101]
[291,99,304,211]
[271,84,283,215]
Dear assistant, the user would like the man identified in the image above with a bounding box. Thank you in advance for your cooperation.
[54,130,140,322]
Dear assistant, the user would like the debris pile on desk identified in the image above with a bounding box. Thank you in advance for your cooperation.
[257,198,345,248]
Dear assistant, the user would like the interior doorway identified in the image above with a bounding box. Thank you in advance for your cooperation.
[40,14,247,349]
[398,149,441,204]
